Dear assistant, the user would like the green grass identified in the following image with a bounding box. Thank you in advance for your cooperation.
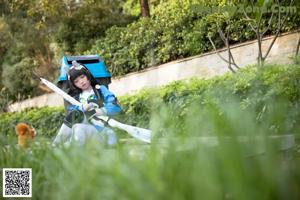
[1,63,300,199]
[1,97,300,199]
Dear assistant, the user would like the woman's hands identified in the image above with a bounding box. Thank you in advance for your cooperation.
[95,108,105,116]
[82,102,95,111]
[82,102,106,116]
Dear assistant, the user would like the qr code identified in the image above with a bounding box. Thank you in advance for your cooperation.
[2,168,32,197]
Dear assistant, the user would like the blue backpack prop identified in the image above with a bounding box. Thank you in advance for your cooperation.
[57,55,112,111]
[57,55,112,90]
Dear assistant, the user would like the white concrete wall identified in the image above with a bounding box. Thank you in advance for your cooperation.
[8,93,65,111]
[7,31,300,112]
[109,31,299,96]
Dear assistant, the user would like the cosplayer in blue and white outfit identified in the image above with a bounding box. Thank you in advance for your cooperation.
[53,62,121,146]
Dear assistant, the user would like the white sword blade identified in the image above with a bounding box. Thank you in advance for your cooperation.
[108,119,151,143]
[39,77,152,143]
[95,116,151,143]
[40,78,81,106]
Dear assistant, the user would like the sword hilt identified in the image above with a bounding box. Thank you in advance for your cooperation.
[32,71,42,81]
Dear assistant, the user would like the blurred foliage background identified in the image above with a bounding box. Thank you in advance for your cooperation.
[0,0,299,108]
[0,0,136,104]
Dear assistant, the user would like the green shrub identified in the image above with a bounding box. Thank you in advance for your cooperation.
[86,0,300,77]
[118,63,300,137]
[1,63,300,199]
[0,107,64,145]
[1,79,300,199]
[1,63,300,145]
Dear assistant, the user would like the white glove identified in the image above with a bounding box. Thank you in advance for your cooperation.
[82,102,94,111]
[95,108,106,116]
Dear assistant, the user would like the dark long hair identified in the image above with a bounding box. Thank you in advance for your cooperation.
[67,63,98,96]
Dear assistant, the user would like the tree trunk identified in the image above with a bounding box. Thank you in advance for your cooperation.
[296,36,300,56]
[140,0,150,17]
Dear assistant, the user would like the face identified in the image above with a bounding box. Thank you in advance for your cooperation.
[73,74,92,90]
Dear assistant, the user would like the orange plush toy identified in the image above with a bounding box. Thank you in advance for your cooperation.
[15,123,36,148]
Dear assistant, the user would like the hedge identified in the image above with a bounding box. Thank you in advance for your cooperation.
[1,63,299,146]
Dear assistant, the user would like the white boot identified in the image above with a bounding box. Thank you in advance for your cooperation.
[52,123,72,146]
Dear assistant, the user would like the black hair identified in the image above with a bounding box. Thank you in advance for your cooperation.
[67,63,98,96]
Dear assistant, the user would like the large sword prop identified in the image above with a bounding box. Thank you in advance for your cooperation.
[38,77,151,143]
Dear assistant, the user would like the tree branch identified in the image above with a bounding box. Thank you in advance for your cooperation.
[263,0,294,60]
[242,10,257,32]
[217,28,240,69]
[208,36,235,72]
[261,11,274,36]
[229,51,240,69]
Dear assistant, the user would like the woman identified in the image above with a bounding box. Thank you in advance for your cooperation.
[53,61,121,146]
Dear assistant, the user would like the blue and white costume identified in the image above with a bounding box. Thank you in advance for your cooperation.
[53,85,121,146]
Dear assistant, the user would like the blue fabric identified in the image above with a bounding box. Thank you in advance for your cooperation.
[66,104,82,112]
[99,85,121,116]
